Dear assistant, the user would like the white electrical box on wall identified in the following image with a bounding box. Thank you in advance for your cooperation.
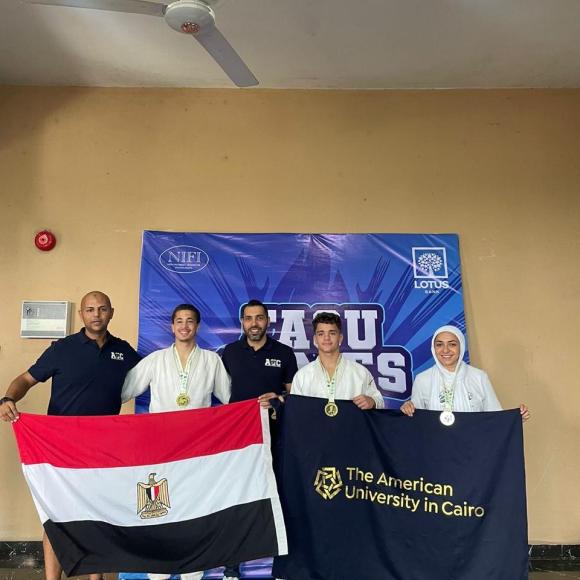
[21,301,72,339]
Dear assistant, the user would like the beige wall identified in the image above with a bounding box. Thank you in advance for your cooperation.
[0,87,579,543]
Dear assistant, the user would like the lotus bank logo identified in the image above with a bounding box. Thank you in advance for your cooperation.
[412,247,450,293]
[159,245,209,274]
[314,467,343,500]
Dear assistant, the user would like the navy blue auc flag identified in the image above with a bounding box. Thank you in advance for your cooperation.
[273,396,528,580]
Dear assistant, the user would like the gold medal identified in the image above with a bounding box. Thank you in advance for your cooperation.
[176,394,190,407]
[324,401,338,417]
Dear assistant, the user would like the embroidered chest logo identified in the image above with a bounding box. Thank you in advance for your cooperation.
[111,352,124,361]
[137,473,171,519]
[264,358,281,368]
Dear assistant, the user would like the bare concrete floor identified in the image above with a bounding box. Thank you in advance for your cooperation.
[1,572,580,580]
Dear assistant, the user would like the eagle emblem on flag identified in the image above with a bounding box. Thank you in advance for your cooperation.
[137,473,171,519]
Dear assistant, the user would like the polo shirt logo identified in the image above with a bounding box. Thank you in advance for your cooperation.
[111,352,125,361]
[264,359,281,368]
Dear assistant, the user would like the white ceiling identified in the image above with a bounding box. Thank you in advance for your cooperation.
[1,0,580,89]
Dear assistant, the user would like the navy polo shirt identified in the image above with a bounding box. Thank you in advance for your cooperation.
[28,329,141,416]
[222,336,298,403]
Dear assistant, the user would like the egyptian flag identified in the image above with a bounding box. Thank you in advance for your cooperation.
[13,400,287,576]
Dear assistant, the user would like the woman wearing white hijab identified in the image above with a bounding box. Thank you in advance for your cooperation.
[400,325,530,421]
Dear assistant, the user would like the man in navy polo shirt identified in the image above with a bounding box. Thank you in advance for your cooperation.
[221,299,298,580]
[0,290,140,580]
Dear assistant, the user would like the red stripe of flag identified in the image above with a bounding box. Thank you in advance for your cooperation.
[13,400,263,468]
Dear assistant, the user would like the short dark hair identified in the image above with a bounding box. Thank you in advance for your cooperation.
[171,303,201,324]
[312,312,342,332]
[240,299,268,319]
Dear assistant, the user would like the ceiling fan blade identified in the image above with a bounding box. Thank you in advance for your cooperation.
[194,26,258,88]
[22,0,166,17]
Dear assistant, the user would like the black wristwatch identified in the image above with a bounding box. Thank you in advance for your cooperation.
[0,396,15,405]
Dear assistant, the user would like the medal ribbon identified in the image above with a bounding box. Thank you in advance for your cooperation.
[441,384,454,412]
[319,355,342,403]
[438,362,461,412]
[173,344,199,398]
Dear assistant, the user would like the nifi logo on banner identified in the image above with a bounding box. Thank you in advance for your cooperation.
[412,247,450,293]
[159,245,209,274]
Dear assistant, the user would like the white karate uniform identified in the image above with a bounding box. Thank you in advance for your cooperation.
[291,357,385,409]
[411,364,502,412]
[122,345,230,580]
[121,345,231,411]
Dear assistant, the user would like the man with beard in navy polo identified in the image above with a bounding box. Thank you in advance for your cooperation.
[0,290,140,580]
[221,299,298,580]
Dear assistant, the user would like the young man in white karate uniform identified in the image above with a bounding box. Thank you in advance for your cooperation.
[122,303,231,580]
[291,311,384,411]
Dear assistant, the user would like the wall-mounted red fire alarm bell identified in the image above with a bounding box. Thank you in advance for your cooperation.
[34,230,57,252]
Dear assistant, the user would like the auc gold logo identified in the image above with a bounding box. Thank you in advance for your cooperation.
[314,467,343,500]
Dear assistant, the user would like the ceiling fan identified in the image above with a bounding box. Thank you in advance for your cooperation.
[23,0,259,87]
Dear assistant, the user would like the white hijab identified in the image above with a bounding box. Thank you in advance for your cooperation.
[428,325,472,412]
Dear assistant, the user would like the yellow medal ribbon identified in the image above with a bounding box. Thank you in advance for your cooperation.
[319,356,342,418]
[173,344,199,408]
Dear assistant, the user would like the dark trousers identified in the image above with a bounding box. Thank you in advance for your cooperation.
[223,564,240,577]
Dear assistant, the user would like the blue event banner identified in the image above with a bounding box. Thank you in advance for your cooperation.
[138,231,468,411]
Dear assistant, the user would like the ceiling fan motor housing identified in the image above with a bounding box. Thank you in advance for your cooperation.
[165,0,216,34]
